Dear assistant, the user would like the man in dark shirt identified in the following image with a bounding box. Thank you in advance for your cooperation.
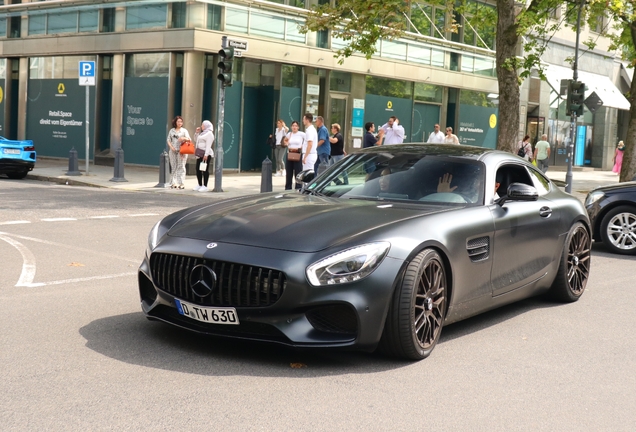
[363,122,384,148]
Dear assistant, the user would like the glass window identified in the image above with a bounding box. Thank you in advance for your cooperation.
[431,49,444,68]
[171,2,187,28]
[474,57,495,77]
[526,167,551,195]
[126,5,168,30]
[282,64,302,87]
[251,12,284,39]
[285,18,306,43]
[330,71,351,92]
[48,12,77,35]
[29,55,96,79]
[407,44,431,65]
[414,83,442,103]
[316,29,328,48]
[409,4,431,36]
[10,16,21,38]
[29,15,46,35]
[125,53,170,77]
[0,18,6,38]
[460,90,497,108]
[207,4,222,30]
[434,9,445,38]
[366,76,412,99]
[0,59,6,79]
[462,55,475,73]
[243,61,261,87]
[225,7,248,33]
[79,10,98,33]
[381,40,407,61]
[102,55,113,80]
[102,8,115,33]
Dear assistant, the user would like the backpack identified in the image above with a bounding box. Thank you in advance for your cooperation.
[517,142,527,158]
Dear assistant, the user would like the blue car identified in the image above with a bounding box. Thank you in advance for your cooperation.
[0,136,36,179]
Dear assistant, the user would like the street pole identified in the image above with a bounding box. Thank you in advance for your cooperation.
[85,85,90,176]
[213,36,228,193]
[566,0,584,194]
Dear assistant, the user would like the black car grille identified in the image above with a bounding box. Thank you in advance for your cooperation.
[467,236,490,262]
[306,305,358,336]
[150,253,286,308]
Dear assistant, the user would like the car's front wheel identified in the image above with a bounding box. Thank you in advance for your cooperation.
[380,248,447,360]
[600,205,636,255]
[548,222,590,302]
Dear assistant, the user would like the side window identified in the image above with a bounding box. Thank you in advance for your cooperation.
[495,164,533,196]
[526,167,551,195]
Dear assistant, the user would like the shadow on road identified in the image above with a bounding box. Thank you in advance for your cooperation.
[591,242,636,260]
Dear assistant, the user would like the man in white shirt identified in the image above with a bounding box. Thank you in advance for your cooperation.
[380,116,405,145]
[427,124,445,143]
[302,113,318,171]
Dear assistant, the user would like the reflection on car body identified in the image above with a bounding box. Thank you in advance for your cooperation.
[139,144,592,360]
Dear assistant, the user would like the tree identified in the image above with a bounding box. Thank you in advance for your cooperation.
[302,1,572,154]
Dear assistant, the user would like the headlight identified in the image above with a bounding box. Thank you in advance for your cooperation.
[585,191,604,207]
[146,221,162,256]
[306,242,390,286]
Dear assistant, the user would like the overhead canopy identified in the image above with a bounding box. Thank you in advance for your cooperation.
[544,63,631,111]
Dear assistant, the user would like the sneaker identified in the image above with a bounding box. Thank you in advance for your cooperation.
[275,170,282,177]
[193,185,201,191]
[198,186,208,192]
[282,169,286,176]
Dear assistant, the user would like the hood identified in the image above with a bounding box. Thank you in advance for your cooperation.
[167,193,448,252]
[591,181,636,194]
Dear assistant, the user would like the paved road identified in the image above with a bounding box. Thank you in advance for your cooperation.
[1,179,635,431]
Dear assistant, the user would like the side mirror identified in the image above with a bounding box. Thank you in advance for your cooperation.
[497,183,538,206]
[296,169,315,184]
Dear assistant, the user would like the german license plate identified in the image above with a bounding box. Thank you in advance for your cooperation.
[3,149,20,155]
[174,299,239,325]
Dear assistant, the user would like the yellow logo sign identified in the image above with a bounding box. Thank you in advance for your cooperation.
[57,83,65,94]
[0,86,3,104]
[489,114,497,129]
[387,101,393,110]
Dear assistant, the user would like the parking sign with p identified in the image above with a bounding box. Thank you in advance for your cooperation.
[79,61,96,86]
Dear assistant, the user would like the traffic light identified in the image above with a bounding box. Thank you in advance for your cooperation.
[217,47,235,87]
[567,80,585,117]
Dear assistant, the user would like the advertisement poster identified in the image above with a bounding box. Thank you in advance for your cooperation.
[457,105,499,148]
[26,79,95,159]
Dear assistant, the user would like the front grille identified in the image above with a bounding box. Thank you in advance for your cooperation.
[467,236,490,262]
[306,305,358,335]
[150,253,286,308]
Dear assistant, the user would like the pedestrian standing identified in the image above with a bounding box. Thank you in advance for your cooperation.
[193,120,214,192]
[166,116,191,189]
[302,113,318,172]
[380,116,405,145]
[363,122,384,148]
[427,124,445,143]
[612,141,625,174]
[314,116,331,174]
[443,127,460,145]
[516,135,533,161]
[285,121,305,190]
[329,123,345,164]
[533,134,551,173]
[274,119,288,177]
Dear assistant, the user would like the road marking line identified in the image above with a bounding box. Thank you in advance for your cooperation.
[128,213,159,217]
[41,218,77,222]
[89,215,120,219]
[0,231,140,264]
[0,221,31,225]
[0,234,37,287]
[24,272,137,288]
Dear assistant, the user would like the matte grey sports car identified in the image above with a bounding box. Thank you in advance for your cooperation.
[138,144,591,360]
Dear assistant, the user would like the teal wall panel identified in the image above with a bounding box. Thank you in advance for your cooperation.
[411,103,441,142]
[280,86,302,125]
[457,104,499,148]
[26,79,96,159]
[241,86,275,171]
[221,83,242,169]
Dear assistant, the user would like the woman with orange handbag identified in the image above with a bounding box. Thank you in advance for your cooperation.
[167,116,191,189]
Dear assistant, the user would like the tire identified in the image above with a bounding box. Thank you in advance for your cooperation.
[379,249,447,360]
[599,205,636,255]
[7,171,28,180]
[548,222,591,302]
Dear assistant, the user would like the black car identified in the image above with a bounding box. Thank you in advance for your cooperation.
[585,182,636,255]
[139,145,591,360]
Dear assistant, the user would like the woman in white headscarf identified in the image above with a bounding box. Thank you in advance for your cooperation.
[193,120,214,192]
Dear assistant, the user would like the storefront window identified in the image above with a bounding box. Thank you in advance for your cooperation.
[0,59,6,80]
[282,64,302,88]
[29,15,46,35]
[330,71,351,93]
[125,53,170,78]
[126,5,168,30]
[29,55,97,79]
[414,83,442,103]
[460,90,497,107]
[366,76,412,99]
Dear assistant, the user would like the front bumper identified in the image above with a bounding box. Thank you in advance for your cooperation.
[138,237,404,351]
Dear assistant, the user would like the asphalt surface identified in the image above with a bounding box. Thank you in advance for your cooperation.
[1,179,635,431]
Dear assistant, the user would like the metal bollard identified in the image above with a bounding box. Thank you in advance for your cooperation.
[155,151,170,188]
[109,147,128,182]
[261,156,273,193]
[66,147,81,176]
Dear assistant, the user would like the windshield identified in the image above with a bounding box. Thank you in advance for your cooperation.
[307,152,486,205]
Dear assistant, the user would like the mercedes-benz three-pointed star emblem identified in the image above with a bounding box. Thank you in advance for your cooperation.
[189,264,217,298]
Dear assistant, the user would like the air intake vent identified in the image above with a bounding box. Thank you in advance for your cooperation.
[467,237,490,262]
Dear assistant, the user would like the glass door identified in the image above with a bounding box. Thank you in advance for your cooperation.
[330,94,348,143]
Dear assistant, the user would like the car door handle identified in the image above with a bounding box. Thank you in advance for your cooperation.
[539,206,552,218]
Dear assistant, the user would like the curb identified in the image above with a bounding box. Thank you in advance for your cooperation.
[28,173,108,189]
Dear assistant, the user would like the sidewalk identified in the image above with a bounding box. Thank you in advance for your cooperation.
[27,157,621,202]
[28,157,289,200]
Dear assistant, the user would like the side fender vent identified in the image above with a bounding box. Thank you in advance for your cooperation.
[467,237,490,262]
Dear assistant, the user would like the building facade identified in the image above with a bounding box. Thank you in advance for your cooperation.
[0,0,629,171]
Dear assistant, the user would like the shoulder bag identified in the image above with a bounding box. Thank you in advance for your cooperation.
[287,148,301,162]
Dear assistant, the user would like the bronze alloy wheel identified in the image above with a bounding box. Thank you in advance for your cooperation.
[413,256,446,350]
[567,225,591,296]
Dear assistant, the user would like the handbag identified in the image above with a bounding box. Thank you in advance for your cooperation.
[199,162,208,171]
[195,147,206,158]
[180,141,195,155]
[287,149,301,162]
[266,134,276,149]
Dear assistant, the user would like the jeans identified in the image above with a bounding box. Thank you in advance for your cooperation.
[538,158,549,173]
[285,158,303,190]
[314,154,330,175]
[274,146,287,171]
[330,154,348,184]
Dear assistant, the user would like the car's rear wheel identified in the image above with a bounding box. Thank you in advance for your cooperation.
[548,222,590,302]
[600,205,636,255]
[380,249,447,360]
[7,171,28,180]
